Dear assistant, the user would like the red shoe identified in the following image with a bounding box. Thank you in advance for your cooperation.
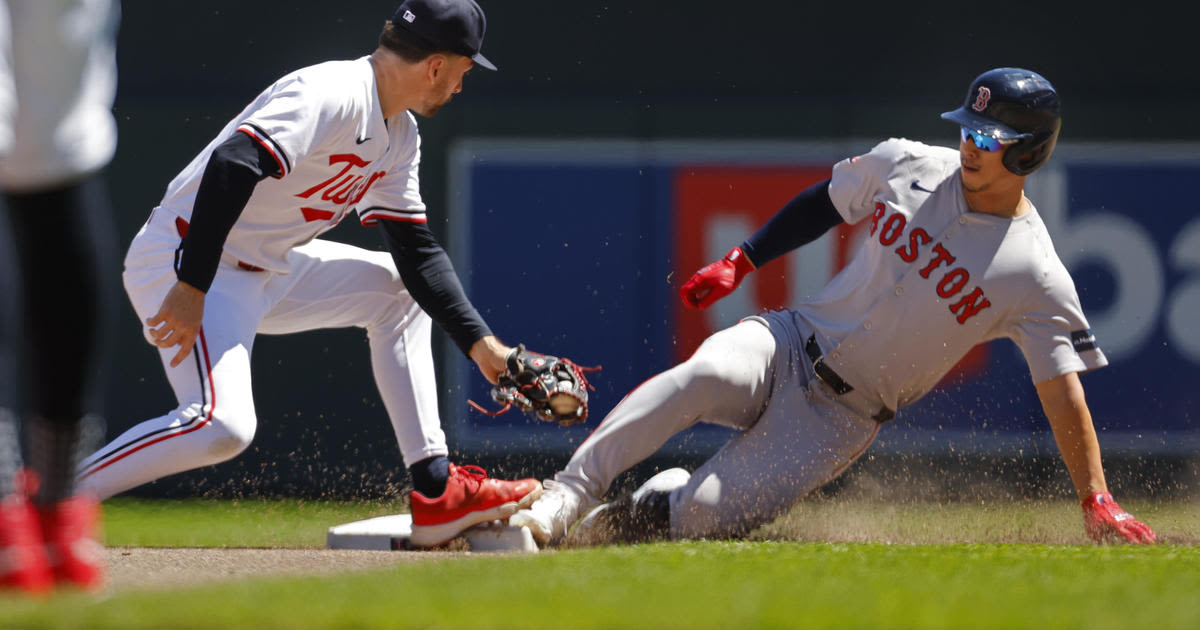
[39,496,105,591]
[409,464,541,547]
[0,494,53,595]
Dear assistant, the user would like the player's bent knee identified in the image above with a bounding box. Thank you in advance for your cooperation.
[675,351,735,393]
[671,473,773,540]
[202,408,257,461]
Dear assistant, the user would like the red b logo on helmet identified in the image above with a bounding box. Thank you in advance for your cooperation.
[971,87,991,112]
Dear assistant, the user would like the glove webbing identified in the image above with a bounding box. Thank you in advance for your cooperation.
[467,358,600,420]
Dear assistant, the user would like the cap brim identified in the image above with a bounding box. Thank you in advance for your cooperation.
[472,52,497,71]
[941,108,1029,140]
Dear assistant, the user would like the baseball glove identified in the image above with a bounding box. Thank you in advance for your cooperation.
[468,345,600,427]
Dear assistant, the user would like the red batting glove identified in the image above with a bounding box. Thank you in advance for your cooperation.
[680,247,756,309]
[1081,492,1157,544]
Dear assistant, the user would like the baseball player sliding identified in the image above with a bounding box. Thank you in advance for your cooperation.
[75,0,546,548]
[512,68,1157,546]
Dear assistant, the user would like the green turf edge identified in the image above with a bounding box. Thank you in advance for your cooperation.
[99,497,409,548]
[3,542,1199,630]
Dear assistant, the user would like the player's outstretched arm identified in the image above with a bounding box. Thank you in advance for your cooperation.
[680,179,843,309]
[1035,372,1157,544]
[378,219,493,356]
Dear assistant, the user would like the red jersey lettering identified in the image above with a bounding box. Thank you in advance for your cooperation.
[296,153,371,199]
[949,287,992,323]
[919,243,956,278]
[879,214,906,246]
[300,207,336,223]
[895,228,931,262]
[869,202,886,237]
[936,268,969,298]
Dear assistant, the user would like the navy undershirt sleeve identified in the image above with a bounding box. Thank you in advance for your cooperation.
[378,219,493,356]
[175,131,281,292]
[739,179,843,268]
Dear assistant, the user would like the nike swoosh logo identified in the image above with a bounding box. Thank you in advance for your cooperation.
[356,136,371,145]
[911,180,934,193]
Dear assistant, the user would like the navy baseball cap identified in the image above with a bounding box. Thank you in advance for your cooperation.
[391,0,497,71]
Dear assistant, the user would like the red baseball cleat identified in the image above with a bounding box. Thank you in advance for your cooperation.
[409,464,541,548]
[0,494,53,595]
[39,495,106,591]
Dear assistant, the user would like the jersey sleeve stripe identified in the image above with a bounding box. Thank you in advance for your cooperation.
[358,207,428,225]
[236,124,291,177]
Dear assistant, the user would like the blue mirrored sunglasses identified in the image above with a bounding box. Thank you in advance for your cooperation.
[960,127,1016,152]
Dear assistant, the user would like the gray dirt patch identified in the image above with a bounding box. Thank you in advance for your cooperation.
[105,547,460,591]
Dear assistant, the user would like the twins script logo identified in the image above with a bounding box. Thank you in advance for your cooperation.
[972,86,992,112]
[869,202,992,324]
[294,153,385,223]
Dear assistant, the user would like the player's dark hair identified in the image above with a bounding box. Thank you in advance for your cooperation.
[378,20,438,63]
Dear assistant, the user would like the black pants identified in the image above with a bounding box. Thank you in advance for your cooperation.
[0,174,117,500]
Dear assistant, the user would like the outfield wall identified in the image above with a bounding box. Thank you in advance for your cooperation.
[443,139,1200,459]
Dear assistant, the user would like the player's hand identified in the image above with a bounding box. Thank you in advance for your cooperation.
[146,281,207,368]
[680,247,756,309]
[469,335,512,385]
[1081,492,1157,544]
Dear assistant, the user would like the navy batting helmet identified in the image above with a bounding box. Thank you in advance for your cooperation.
[941,67,1061,175]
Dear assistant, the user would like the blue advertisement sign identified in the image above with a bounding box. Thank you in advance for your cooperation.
[444,140,1200,457]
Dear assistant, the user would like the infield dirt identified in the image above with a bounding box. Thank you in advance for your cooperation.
[105,547,451,591]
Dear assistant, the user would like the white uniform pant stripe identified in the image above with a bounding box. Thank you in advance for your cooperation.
[77,211,447,499]
[76,328,217,485]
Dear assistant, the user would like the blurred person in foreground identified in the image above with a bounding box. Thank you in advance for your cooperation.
[0,0,119,594]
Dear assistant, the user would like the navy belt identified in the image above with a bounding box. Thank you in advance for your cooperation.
[804,335,895,423]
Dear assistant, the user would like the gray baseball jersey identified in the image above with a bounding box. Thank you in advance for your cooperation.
[804,137,1106,411]
[526,137,1111,542]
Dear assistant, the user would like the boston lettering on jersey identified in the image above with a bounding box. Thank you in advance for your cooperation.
[869,202,992,324]
[294,153,386,222]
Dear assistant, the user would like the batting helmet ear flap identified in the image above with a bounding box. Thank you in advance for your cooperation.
[1002,117,1062,176]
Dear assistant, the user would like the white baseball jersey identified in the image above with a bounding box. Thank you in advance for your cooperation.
[800,138,1106,411]
[76,56,458,500]
[0,0,118,191]
[155,56,426,273]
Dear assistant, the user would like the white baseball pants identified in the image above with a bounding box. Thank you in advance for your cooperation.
[77,210,446,499]
[554,315,880,539]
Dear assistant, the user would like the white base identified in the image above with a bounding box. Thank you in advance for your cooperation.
[326,513,538,553]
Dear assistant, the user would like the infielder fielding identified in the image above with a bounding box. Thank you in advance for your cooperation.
[75,0,545,548]
[1,0,118,593]
[512,68,1158,546]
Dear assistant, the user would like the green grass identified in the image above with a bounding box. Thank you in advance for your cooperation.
[100,497,408,547]
[3,542,1199,629]
[1,498,1197,629]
